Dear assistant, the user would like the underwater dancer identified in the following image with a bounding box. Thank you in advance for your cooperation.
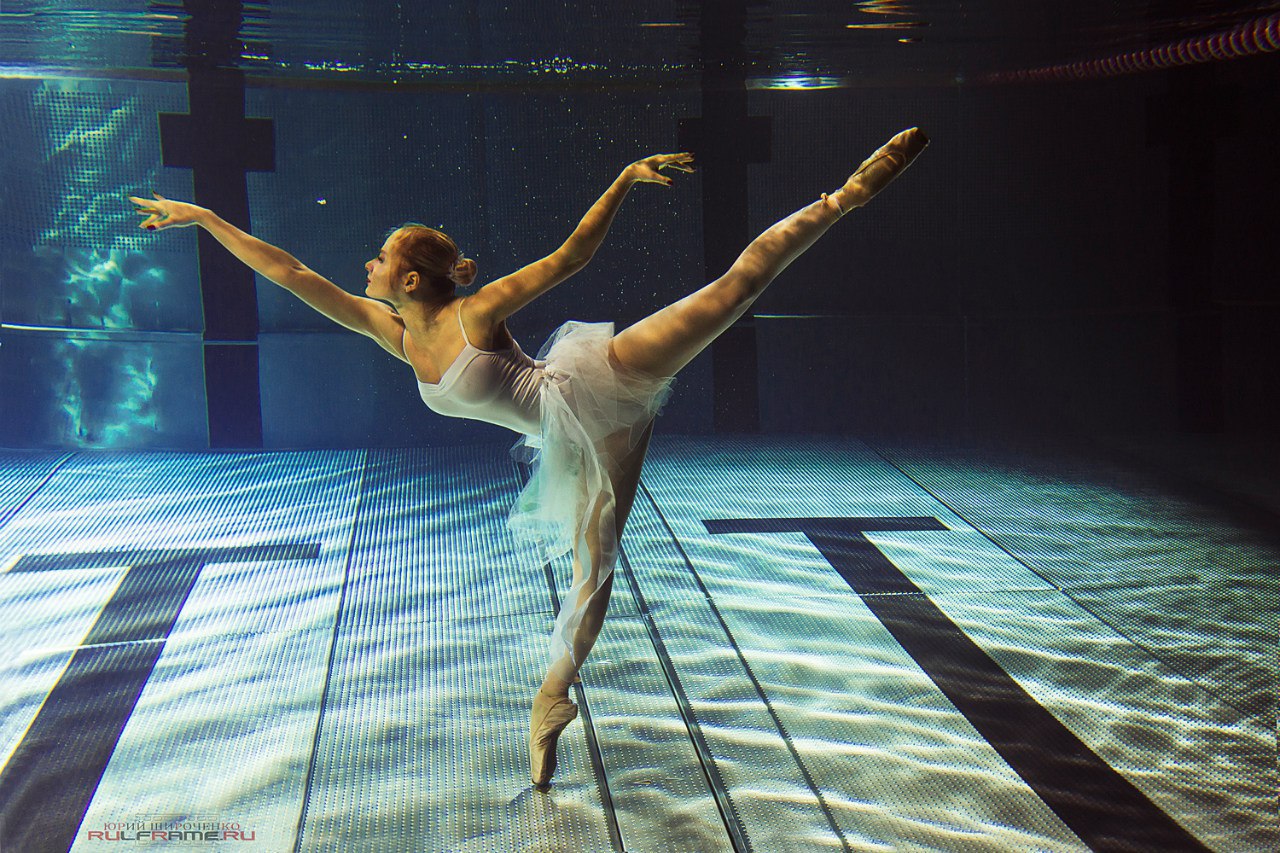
[129,126,927,788]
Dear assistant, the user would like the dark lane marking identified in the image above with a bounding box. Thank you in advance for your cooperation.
[704,517,1208,853]
[159,0,277,448]
[0,544,320,853]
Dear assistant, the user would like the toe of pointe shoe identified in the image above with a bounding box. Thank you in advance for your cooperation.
[845,126,930,206]
[886,127,929,161]
[530,698,579,788]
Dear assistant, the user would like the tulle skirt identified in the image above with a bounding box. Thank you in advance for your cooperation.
[508,320,675,667]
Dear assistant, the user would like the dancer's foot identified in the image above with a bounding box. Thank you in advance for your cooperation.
[829,127,929,213]
[530,688,579,789]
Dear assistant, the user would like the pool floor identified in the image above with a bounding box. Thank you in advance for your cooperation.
[0,436,1274,852]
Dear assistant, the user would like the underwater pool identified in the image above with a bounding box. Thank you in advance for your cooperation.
[1,3,1277,851]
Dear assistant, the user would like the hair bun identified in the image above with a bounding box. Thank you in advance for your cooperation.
[449,256,478,288]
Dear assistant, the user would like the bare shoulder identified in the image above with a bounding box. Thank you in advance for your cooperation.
[281,267,408,362]
[359,300,409,362]
[462,283,503,324]
[458,291,514,350]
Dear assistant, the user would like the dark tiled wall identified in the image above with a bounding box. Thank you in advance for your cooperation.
[3,55,1276,448]
[751,57,1278,439]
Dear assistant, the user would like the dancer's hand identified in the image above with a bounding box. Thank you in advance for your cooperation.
[128,192,207,231]
[626,153,695,188]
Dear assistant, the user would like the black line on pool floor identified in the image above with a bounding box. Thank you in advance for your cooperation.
[866,444,1262,725]
[1,544,322,853]
[705,516,1209,853]
[0,451,76,532]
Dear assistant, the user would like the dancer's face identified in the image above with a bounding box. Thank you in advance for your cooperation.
[365,233,408,302]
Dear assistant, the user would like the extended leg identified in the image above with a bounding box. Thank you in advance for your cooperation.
[611,127,928,379]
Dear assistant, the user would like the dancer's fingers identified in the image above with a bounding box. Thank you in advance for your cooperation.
[129,194,174,229]
[663,153,695,172]
[133,205,163,227]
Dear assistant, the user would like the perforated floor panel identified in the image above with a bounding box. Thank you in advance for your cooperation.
[0,437,1274,852]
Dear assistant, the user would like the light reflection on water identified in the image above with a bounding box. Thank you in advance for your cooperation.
[2,2,1279,85]
[51,337,159,447]
[15,81,182,448]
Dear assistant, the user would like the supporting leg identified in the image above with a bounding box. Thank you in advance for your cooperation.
[539,490,613,694]
[529,421,655,788]
[538,420,655,696]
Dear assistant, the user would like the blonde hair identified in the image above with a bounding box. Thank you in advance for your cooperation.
[388,223,477,291]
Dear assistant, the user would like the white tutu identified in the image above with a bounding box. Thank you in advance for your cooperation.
[508,320,675,666]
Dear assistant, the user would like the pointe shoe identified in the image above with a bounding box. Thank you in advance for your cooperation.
[835,127,929,211]
[530,690,579,788]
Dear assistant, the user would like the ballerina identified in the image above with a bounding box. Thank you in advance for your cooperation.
[130,126,928,789]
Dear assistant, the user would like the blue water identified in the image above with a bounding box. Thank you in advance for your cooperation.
[1,3,1278,850]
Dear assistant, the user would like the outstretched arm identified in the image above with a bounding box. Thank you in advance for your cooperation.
[130,194,406,358]
[562,152,699,264]
[135,196,300,280]
[471,153,695,322]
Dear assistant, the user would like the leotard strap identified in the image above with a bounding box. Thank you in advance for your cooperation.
[456,300,475,348]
